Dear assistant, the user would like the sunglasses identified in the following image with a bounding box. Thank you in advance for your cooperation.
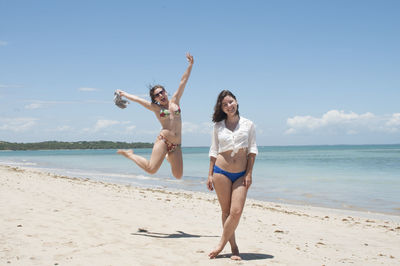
[154,90,165,98]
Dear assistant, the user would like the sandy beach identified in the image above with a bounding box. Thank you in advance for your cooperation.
[1,164,399,265]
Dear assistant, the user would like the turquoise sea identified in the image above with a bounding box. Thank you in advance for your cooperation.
[1,145,400,215]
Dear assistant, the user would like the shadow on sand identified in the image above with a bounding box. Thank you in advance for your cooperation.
[132,228,273,261]
[131,228,218,239]
[216,253,274,261]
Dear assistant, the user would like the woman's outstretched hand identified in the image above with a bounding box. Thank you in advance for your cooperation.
[116,89,127,97]
[244,174,252,189]
[186,52,194,65]
[206,175,214,191]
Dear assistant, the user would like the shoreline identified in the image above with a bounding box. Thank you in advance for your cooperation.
[1,164,400,265]
[3,163,400,221]
[1,161,400,217]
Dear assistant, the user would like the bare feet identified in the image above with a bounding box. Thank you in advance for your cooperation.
[208,246,223,259]
[117,149,134,158]
[230,246,241,260]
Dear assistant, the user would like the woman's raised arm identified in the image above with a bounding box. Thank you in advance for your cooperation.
[171,53,194,105]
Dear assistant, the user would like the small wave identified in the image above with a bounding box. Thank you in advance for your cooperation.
[0,160,38,166]
[133,174,160,181]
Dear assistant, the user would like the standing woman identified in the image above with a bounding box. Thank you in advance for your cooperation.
[206,90,258,260]
[117,53,194,179]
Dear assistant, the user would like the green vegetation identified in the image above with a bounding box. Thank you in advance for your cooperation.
[0,141,153,150]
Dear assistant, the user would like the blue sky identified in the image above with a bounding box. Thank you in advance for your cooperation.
[1,0,399,146]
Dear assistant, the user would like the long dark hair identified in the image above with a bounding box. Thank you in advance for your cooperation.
[149,84,165,104]
[212,90,239,122]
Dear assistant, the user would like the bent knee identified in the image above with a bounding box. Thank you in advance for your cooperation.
[146,166,159,175]
[171,167,183,179]
[221,211,230,219]
[173,171,183,179]
[229,208,243,218]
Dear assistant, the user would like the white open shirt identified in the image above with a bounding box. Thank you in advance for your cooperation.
[209,116,258,158]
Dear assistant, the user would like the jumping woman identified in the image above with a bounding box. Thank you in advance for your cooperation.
[117,53,194,179]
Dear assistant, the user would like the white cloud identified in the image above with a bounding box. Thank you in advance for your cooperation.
[25,103,43,109]
[182,121,213,134]
[79,87,99,92]
[0,41,7,46]
[126,125,136,132]
[94,119,121,131]
[386,113,400,127]
[80,119,134,134]
[0,84,22,88]
[0,117,37,132]
[23,100,86,109]
[286,110,400,135]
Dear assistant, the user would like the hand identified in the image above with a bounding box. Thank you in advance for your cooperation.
[206,175,214,191]
[186,52,194,65]
[243,174,252,189]
[116,89,126,97]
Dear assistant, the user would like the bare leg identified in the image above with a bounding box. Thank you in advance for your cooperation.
[209,175,247,259]
[220,213,240,260]
[208,173,232,259]
[165,146,183,179]
[222,215,240,260]
[226,177,247,260]
[117,138,167,175]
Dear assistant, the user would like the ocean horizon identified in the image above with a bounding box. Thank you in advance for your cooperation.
[1,144,399,215]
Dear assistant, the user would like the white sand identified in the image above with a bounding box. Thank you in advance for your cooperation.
[1,164,399,265]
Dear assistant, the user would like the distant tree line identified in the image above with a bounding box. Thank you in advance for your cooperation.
[0,141,153,150]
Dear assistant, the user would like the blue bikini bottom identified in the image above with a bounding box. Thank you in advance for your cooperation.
[213,165,246,183]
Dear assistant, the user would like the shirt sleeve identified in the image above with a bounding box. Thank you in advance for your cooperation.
[209,124,219,158]
[248,122,258,155]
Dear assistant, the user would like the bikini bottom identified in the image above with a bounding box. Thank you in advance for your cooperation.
[158,134,181,153]
[213,165,246,183]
